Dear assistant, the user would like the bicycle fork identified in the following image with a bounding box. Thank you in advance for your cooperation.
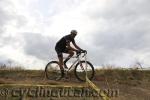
[79,54,88,75]
[80,62,85,71]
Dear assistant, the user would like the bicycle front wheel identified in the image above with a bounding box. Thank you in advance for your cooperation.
[74,61,95,82]
[45,61,62,80]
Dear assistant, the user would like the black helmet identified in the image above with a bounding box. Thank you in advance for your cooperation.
[71,30,77,35]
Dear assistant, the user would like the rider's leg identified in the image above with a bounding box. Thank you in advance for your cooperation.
[64,50,74,68]
[57,53,65,77]
[55,46,66,78]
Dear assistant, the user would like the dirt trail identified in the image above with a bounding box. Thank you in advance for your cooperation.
[0,69,150,100]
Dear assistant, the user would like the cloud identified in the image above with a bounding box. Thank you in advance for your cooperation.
[23,33,57,60]
[90,0,150,51]
[0,0,11,34]
[81,0,150,67]
[0,0,150,69]
[0,0,27,48]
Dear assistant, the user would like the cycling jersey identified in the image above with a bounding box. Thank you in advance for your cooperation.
[55,34,75,56]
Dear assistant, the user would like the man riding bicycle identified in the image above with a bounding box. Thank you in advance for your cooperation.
[55,30,86,78]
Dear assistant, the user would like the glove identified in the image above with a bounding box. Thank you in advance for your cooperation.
[81,49,87,53]
[76,50,80,54]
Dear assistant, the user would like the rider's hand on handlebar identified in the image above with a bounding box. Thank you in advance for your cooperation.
[81,49,87,53]
[76,49,87,55]
[76,50,80,54]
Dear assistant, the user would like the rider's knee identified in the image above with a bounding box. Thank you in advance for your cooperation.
[70,51,74,56]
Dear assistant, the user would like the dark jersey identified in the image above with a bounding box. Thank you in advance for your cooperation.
[55,34,75,50]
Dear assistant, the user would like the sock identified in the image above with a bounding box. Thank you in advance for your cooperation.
[61,69,64,77]
[64,57,70,64]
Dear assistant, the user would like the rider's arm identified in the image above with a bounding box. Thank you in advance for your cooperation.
[72,41,83,51]
[66,42,78,51]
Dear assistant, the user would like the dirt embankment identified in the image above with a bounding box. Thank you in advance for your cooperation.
[0,69,150,100]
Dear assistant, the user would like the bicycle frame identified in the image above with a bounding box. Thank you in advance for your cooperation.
[65,52,87,72]
[45,50,94,81]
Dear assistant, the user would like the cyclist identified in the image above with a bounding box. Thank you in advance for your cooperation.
[55,30,85,78]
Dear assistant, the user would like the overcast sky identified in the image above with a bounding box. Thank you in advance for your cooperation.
[0,0,150,69]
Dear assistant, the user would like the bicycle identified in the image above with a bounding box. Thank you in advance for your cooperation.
[45,50,95,82]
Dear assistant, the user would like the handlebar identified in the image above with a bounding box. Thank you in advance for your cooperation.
[76,50,87,57]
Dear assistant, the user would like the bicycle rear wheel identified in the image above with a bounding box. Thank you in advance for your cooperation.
[74,61,95,82]
[45,61,62,80]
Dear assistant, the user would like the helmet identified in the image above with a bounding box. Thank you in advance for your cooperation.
[71,30,77,35]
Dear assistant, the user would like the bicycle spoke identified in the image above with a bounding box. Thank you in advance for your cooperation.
[75,61,94,82]
[45,61,62,80]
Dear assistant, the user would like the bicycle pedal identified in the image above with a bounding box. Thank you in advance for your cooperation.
[64,64,68,69]
[64,68,68,72]
[55,76,62,81]
[61,76,70,81]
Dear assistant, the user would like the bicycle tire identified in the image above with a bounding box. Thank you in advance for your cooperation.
[45,61,62,80]
[74,61,95,82]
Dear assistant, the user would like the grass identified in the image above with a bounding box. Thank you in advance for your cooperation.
[95,68,150,81]
[0,65,150,86]
[0,65,150,100]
